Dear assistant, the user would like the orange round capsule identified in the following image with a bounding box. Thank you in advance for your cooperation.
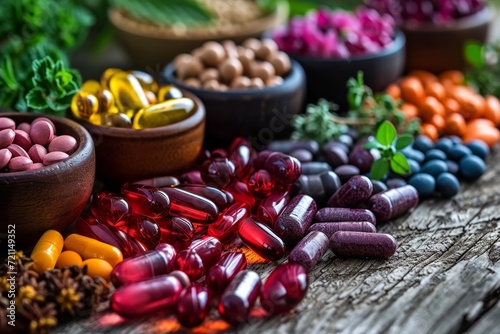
[64,234,123,267]
[400,103,419,120]
[82,258,113,282]
[56,250,83,269]
[31,230,64,273]
[400,77,425,106]
[483,95,500,126]
[444,113,466,137]
[439,70,464,85]
[420,123,439,142]
[385,84,401,100]
[419,96,445,122]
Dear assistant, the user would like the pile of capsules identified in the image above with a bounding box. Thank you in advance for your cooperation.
[71,69,196,129]
[30,136,419,327]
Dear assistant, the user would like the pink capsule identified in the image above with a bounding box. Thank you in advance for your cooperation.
[288,231,329,271]
[238,217,285,262]
[260,262,308,315]
[121,183,170,218]
[176,284,210,328]
[367,185,419,223]
[330,231,397,259]
[111,245,176,287]
[111,274,183,318]
[274,194,316,244]
[175,184,233,209]
[117,215,161,250]
[206,252,247,297]
[218,270,261,325]
[256,189,291,227]
[174,236,223,281]
[264,152,302,184]
[156,216,194,251]
[247,169,275,197]
[160,186,219,223]
[207,202,250,243]
[90,191,130,226]
[224,181,257,209]
[326,175,373,208]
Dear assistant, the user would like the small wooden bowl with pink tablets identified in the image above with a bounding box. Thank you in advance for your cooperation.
[0,112,95,247]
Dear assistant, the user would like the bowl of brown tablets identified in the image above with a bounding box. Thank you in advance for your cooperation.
[0,112,95,247]
[70,69,206,187]
[162,37,306,147]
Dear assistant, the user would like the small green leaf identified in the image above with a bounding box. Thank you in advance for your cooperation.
[464,41,485,69]
[390,152,411,176]
[26,87,47,110]
[370,158,389,180]
[376,120,397,146]
[395,134,413,150]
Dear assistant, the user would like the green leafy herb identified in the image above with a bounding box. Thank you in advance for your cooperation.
[464,40,500,98]
[366,120,413,180]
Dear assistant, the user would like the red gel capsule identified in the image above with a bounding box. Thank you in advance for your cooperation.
[201,157,236,188]
[74,215,147,257]
[176,284,210,328]
[160,187,219,223]
[116,215,161,250]
[121,184,170,218]
[238,217,285,262]
[256,189,290,227]
[274,194,317,244]
[264,152,302,184]
[156,216,194,251]
[260,262,308,315]
[326,175,373,208]
[175,184,233,209]
[228,140,255,181]
[247,169,275,198]
[254,150,272,170]
[288,231,329,271]
[127,176,180,188]
[111,274,182,318]
[224,181,257,209]
[180,170,205,185]
[174,236,223,281]
[307,221,377,238]
[218,270,261,325]
[330,231,397,259]
[110,245,176,287]
[206,252,247,297]
[90,191,130,226]
[367,185,419,223]
[207,202,250,244]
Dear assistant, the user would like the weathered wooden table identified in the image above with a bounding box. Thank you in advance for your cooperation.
[52,145,500,334]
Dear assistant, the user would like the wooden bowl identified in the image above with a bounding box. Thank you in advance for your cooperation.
[76,91,205,188]
[402,5,494,74]
[162,59,306,149]
[0,112,95,248]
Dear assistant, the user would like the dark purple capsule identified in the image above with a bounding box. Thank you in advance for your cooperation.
[206,252,247,297]
[307,221,376,238]
[264,152,302,184]
[247,169,275,198]
[348,148,375,174]
[274,195,317,244]
[156,216,194,251]
[117,215,161,250]
[160,186,219,223]
[371,180,388,195]
[194,149,211,169]
[326,175,373,208]
[218,270,261,325]
[174,236,223,281]
[329,231,397,259]
[207,202,250,244]
[201,157,236,188]
[111,274,182,318]
[211,148,227,159]
[367,185,419,222]
[266,140,319,155]
[127,176,180,188]
[300,161,332,175]
[238,217,285,262]
[260,262,308,315]
[315,207,377,226]
[176,284,210,328]
[175,184,232,209]
[111,245,177,287]
[289,149,313,162]
[288,231,329,271]
[121,183,170,218]
[386,178,407,189]
[334,164,360,183]
[297,171,341,207]
[90,191,130,226]
[324,145,349,168]
[256,189,290,227]
[322,140,349,155]
[180,170,205,185]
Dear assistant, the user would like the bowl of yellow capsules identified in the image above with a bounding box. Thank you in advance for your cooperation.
[71,69,206,187]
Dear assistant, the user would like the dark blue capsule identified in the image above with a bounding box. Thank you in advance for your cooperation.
[413,135,434,153]
[408,173,435,199]
[446,160,459,176]
[424,149,447,162]
[434,137,454,154]
[447,144,472,162]
[459,155,486,181]
[420,160,448,178]
[407,158,420,175]
[465,140,489,160]
[448,135,462,145]
[400,147,425,164]
[371,180,388,195]
[436,173,460,198]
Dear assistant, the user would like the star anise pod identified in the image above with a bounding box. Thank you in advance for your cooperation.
[18,301,58,334]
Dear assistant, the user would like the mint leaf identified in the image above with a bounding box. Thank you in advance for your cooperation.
[395,134,413,150]
[376,120,397,146]
[390,152,411,175]
[370,158,389,181]
[26,87,47,110]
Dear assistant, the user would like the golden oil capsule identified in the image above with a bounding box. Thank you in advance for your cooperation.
[133,97,195,129]
[71,91,99,120]
[81,80,102,95]
[109,72,150,119]
[31,230,64,273]
[158,85,183,102]
[96,89,116,113]
[145,91,158,105]
[131,70,159,93]
[101,68,123,89]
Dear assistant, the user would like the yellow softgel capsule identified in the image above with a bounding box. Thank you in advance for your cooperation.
[131,70,159,93]
[31,230,64,273]
[71,91,99,121]
[81,80,102,95]
[158,85,183,102]
[100,68,123,89]
[132,97,196,129]
[64,234,123,267]
[56,250,83,269]
[109,72,150,118]
[81,258,113,282]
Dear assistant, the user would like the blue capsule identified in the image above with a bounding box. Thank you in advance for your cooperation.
[400,147,425,164]
[436,173,460,198]
[420,160,448,178]
[413,135,434,153]
[407,158,420,175]
[445,160,459,176]
[434,137,454,154]
[447,144,472,162]
[424,149,447,162]
[408,173,435,198]
[465,140,489,160]
[459,155,486,181]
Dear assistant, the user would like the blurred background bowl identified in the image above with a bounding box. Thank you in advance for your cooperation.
[76,90,205,188]
[162,59,306,149]
[284,29,406,111]
[402,5,494,74]
[0,112,95,248]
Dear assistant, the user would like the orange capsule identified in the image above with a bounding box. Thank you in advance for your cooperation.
[443,98,461,115]
[430,113,446,132]
[400,103,419,120]
[419,96,445,122]
[439,70,464,85]
[420,123,439,142]
[408,70,438,84]
[444,113,466,137]
[483,95,500,126]
[64,234,123,267]
[385,84,401,100]
[400,77,425,106]
[460,94,484,120]
[424,81,446,102]
[56,250,83,269]
[31,230,64,273]
[82,258,113,282]
[463,125,500,148]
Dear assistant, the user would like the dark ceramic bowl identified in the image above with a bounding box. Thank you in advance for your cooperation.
[162,59,306,149]
[402,5,494,74]
[76,90,205,187]
[283,29,406,112]
[0,112,95,248]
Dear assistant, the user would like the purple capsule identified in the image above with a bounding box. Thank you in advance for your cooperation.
[260,262,308,315]
[315,207,377,226]
[180,170,205,185]
[256,189,290,227]
[264,152,302,184]
[218,270,261,325]
[111,274,182,318]
[160,186,219,223]
[367,185,419,223]
[307,222,377,238]
[176,284,210,328]
[238,217,285,262]
[121,184,170,218]
[330,231,397,259]
[207,202,250,244]
[288,231,329,271]
[274,194,317,244]
[326,175,373,208]
[174,236,223,281]
[266,140,319,155]
[206,252,247,297]
[111,245,176,287]
[156,216,194,251]
[297,171,341,207]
